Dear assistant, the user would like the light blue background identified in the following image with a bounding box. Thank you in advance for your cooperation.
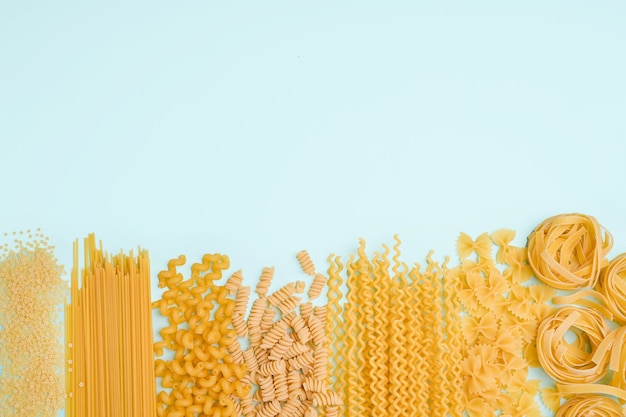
[1,2,626,416]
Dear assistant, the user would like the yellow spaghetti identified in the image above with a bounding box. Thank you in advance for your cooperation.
[65,233,156,417]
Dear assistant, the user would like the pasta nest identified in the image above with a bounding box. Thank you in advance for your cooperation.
[527,213,612,290]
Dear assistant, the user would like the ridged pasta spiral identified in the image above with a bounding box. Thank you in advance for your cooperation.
[297,250,316,276]
[527,213,613,290]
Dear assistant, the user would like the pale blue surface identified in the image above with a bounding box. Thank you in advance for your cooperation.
[1,2,626,416]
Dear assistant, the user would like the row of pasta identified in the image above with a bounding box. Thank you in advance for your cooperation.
[0,213,625,417]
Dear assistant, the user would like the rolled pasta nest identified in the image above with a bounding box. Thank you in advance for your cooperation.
[527,213,613,290]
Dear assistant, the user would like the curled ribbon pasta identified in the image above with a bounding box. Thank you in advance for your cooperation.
[527,213,613,290]
[537,306,611,384]
[555,394,624,417]
[597,253,626,325]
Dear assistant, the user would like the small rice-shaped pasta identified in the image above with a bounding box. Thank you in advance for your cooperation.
[307,273,327,300]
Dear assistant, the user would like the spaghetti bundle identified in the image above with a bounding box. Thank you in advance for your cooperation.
[527,213,613,290]
[0,230,66,416]
[65,234,156,417]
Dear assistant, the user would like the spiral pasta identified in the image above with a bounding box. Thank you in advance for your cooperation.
[297,250,316,276]
[527,213,613,290]
[308,273,327,300]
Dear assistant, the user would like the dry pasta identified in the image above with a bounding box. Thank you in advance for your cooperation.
[153,253,249,417]
[527,213,613,290]
[296,250,316,276]
[597,253,626,325]
[66,234,157,417]
[555,394,624,417]
[0,230,66,416]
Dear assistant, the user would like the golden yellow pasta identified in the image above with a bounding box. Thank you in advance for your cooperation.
[555,394,624,417]
[536,306,610,384]
[66,234,157,417]
[527,213,613,290]
[153,253,248,417]
[0,230,66,416]
[597,253,626,325]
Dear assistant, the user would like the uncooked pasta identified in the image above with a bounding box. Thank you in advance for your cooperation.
[0,230,66,416]
[65,233,156,417]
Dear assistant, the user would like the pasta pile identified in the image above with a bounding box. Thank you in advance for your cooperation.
[153,250,342,417]
[326,235,465,417]
[0,230,66,416]
[455,229,558,417]
[152,254,249,417]
[65,234,157,417]
[529,214,626,415]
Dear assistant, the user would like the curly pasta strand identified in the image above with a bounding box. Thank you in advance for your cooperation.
[326,255,343,391]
